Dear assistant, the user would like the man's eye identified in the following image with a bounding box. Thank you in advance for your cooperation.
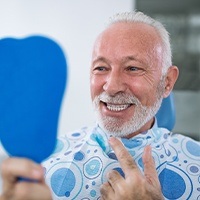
[95,67,106,71]
[92,66,108,74]
[127,66,138,71]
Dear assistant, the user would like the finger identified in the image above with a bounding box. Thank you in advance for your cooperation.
[109,137,140,176]
[1,158,44,183]
[106,169,124,191]
[14,182,52,200]
[100,182,114,200]
[142,146,160,185]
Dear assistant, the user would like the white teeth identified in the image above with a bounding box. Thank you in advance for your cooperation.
[106,104,130,111]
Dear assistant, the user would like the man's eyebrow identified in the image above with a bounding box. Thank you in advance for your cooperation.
[92,55,145,66]
[122,55,146,66]
[121,56,139,63]
[92,56,110,64]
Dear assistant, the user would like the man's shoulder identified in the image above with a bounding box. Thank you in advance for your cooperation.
[58,126,95,141]
[155,126,199,145]
[53,126,95,150]
[153,126,200,152]
[170,131,199,144]
[43,126,97,164]
[167,131,200,159]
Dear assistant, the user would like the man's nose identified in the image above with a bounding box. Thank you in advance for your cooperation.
[103,71,127,96]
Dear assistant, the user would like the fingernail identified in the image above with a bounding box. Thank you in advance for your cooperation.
[108,137,116,145]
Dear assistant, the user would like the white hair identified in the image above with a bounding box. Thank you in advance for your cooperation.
[106,11,172,75]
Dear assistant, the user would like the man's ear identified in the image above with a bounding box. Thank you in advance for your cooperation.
[163,66,179,98]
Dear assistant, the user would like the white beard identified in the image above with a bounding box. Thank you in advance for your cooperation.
[93,79,165,138]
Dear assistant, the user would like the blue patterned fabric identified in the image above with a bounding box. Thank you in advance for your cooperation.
[43,121,200,200]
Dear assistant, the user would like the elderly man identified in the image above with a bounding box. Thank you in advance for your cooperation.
[1,11,199,200]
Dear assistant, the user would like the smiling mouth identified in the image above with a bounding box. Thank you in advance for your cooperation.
[101,101,132,112]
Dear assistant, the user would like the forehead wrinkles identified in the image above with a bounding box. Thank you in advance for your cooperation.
[92,39,150,67]
[92,22,163,69]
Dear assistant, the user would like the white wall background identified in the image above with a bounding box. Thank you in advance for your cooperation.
[0,0,134,136]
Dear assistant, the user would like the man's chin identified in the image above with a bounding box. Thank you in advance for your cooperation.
[97,119,134,137]
[95,111,141,137]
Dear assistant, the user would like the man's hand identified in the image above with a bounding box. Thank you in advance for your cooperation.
[0,158,52,200]
[100,137,164,200]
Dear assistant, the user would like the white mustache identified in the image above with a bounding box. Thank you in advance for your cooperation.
[98,92,141,105]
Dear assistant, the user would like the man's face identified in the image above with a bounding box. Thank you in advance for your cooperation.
[90,22,166,138]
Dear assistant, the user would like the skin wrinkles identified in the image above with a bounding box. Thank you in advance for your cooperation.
[90,21,178,138]
[91,23,164,90]
[91,51,161,92]
[101,22,163,69]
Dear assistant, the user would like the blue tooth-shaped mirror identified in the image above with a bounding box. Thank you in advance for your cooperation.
[0,36,67,163]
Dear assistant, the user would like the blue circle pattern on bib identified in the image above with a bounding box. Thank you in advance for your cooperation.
[43,125,200,199]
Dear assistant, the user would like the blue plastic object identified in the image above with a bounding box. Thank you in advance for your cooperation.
[156,93,176,131]
[0,36,67,163]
